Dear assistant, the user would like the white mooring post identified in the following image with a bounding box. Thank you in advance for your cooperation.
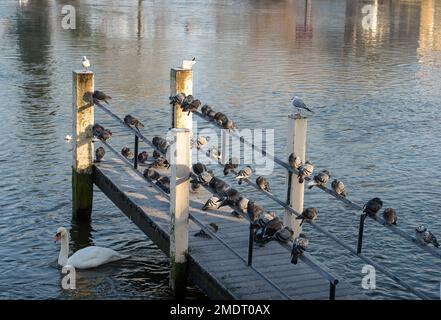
[284,115,308,238]
[169,128,191,298]
[72,70,94,222]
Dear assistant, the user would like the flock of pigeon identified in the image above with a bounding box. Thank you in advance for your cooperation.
[88,85,439,268]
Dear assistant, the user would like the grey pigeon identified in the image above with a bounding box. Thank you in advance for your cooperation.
[93,90,112,104]
[194,171,213,186]
[291,233,309,265]
[194,223,219,238]
[296,207,318,226]
[256,176,270,192]
[143,168,160,180]
[92,124,112,141]
[415,226,439,247]
[180,95,194,112]
[363,198,383,217]
[254,217,283,244]
[156,176,170,193]
[236,197,249,214]
[153,150,162,159]
[201,104,212,116]
[297,161,314,183]
[207,110,217,119]
[235,166,253,185]
[273,226,294,243]
[121,147,134,160]
[247,201,264,223]
[202,196,222,211]
[292,96,314,115]
[152,136,169,154]
[219,188,240,207]
[308,169,331,189]
[213,179,230,197]
[383,208,397,225]
[192,162,206,175]
[213,112,228,127]
[124,114,144,132]
[95,147,105,163]
[193,136,209,150]
[137,151,149,164]
[288,153,302,170]
[223,118,237,131]
[256,211,277,228]
[224,157,239,176]
[148,157,169,169]
[207,147,222,160]
[331,179,347,198]
[184,99,201,115]
[169,93,186,106]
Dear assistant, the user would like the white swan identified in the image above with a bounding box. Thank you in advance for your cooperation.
[54,227,129,269]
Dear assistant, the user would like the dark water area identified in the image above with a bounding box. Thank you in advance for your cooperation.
[0,0,441,299]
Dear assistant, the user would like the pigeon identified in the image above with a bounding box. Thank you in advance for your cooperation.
[236,197,250,214]
[331,179,347,198]
[254,217,283,244]
[213,179,230,197]
[297,161,314,183]
[92,124,112,141]
[291,234,309,265]
[156,176,170,193]
[152,150,162,159]
[137,151,149,164]
[288,153,302,170]
[415,226,439,247]
[207,110,217,119]
[363,198,383,217]
[194,223,219,239]
[169,93,186,107]
[193,136,209,150]
[256,176,271,192]
[152,136,169,154]
[182,57,196,70]
[94,147,105,163]
[383,208,397,225]
[223,118,237,131]
[223,157,239,176]
[256,211,277,228]
[124,115,144,132]
[183,99,201,115]
[214,112,228,127]
[202,196,222,211]
[121,147,134,160]
[93,90,112,104]
[247,201,264,223]
[193,171,214,186]
[143,168,160,180]
[82,56,90,71]
[207,147,222,160]
[190,180,201,193]
[235,166,253,185]
[201,104,212,116]
[192,163,206,175]
[296,207,318,226]
[292,96,314,115]
[219,188,240,207]
[273,226,294,243]
[99,129,112,141]
[308,170,331,189]
[181,95,194,113]
[148,157,170,169]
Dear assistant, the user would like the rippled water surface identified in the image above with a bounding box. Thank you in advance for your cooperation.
[1,0,441,299]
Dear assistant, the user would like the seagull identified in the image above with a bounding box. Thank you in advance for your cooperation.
[292,96,314,115]
[256,176,271,192]
[202,196,222,211]
[137,151,149,164]
[143,168,160,180]
[121,147,134,160]
[383,208,397,225]
[223,157,239,176]
[363,198,383,217]
[65,135,73,142]
[331,179,347,198]
[192,162,206,175]
[201,105,212,116]
[92,90,112,104]
[288,153,302,170]
[124,115,144,132]
[308,170,331,189]
[236,197,250,214]
[415,225,439,247]
[182,57,196,70]
[82,56,90,71]
[194,223,219,239]
[273,227,294,243]
[235,166,253,185]
[247,200,264,223]
[291,234,309,265]
[296,207,318,226]
[297,161,314,183]
[94,147,105,163]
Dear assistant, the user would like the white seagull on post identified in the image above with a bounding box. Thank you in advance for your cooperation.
[82,56,91,71]
[182,57,196,70]
[292,96,314,116]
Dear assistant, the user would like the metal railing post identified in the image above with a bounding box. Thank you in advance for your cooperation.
[357,214,367,254]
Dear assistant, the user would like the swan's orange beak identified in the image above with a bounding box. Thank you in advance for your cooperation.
[54,232,61,243]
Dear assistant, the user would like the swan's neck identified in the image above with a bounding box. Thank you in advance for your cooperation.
[58,233,69,267]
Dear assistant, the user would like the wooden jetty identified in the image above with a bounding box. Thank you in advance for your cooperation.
[70,68,439,300]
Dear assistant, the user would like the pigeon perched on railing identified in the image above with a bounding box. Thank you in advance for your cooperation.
[124,114,144,132]
[292,96,314,115]
[192,171,213,186]
[156,176,170,193]
[202,196,222,211]
[137,151,149,164]
[223,118,237,131]
[183,99,201,115]
[192,136,209,150]
[207,110,217,119]
[363,198,383,217]
[121,147,134,160]
[296,207,318,226]
[152,136,170,154]
[297,161,314,183]
[247,200,264,223]
[383,208,397,225]
[213,179,230,197]
[255,211,277,228]
[152,150,162,159]
[219,188,240,208]
[181,95,194,113]
[273,226,294,243]
[148,157,169,169]
[201,104,212,116]
[415,226,439,247]
[308,170,331,189]
[213,112,228,127]
[94,147,105,163]
[331,179,347,198]
[194,223,219,239]
[236,166,253,185]
[288,153,302,170]
[169,93,186,107]
[223,157,239,176]
[192,162,206,175]
[143,168,160,180]
[236,197,249,214]
[256,176,271,192]
[254,216,283,244]
[291,234,309,265]
[93,90,112,104]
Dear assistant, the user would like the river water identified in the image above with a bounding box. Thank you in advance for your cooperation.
[0,0,441,299]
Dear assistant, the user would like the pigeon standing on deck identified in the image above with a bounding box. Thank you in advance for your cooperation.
[415,226,439,247]
[224,157,239,176]
[363,198,383,217]
[291,234,309,265]
[194,223,219,239]
[93,90,112,104]
[121,147,134,160]
[331,179,347,198]
[288,153,302,170]
[137,151,149,164]
[296,207,318,226]
[297,161,314,183]
[235,166,253,185]
[292,96,314,115]
[308,170,331,189]
[182,57,196,70]
[256,176,271,192]
[383,208,397,225]
[124,115,144,132]
[202,196,222,211]
[95,147,105,163]
[82,56,90,71]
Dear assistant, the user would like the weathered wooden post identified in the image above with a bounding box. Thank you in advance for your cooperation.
[169,128,191,298]
[170,68,193,130]
[72,70,94,221]
[284,115,308,238]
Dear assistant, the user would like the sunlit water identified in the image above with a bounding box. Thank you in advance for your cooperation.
[0,0,441,299]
